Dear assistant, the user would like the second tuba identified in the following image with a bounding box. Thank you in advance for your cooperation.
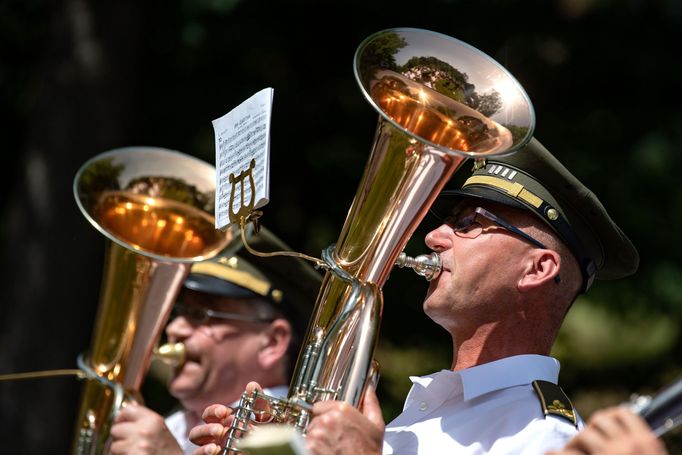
[228,28,535,452]
[71,147,240,454]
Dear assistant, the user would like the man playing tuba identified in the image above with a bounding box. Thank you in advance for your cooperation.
[189,138,641,455]
[108,227,321,455]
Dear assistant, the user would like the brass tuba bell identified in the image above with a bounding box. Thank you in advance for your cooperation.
[227,28,535,453]
[71,146,240,455]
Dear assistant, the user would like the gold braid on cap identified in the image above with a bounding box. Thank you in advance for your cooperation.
[463,175,544,208]
[191,260,274,300]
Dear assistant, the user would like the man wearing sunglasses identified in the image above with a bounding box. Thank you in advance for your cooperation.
[108,227,322,455]
[190,137,641,454]
[305,137,640,454]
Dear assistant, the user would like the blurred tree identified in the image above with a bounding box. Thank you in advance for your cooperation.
[1,0,681,453]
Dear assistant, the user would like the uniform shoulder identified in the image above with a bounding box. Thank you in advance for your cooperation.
[532,379,579,428]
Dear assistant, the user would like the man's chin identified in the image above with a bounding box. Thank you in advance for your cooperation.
[170,388,203,406]
[167,373,203,401]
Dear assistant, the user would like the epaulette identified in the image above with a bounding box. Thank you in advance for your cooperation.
[532,380,578,428]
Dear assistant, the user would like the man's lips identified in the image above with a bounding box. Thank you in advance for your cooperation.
[175,354,201,375]
[185,352,200,363]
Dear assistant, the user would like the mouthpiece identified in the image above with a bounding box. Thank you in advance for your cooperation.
[153,342,186,368]
[395,252,442,281]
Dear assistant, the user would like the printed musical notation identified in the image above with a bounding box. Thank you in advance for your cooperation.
[212,88,273,229]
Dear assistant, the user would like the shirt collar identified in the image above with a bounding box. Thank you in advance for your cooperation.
[409,354,560,402]
[460,354,560,400]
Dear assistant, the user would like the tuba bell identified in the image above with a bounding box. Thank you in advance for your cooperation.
[71,146,240,455]
[227,28,535,452]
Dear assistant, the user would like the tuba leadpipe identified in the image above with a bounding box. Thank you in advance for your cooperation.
[227,28,535,453]
[72,147,240,455]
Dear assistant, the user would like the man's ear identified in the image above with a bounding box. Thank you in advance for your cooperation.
[517,249,560,292]
[257,319,292,370]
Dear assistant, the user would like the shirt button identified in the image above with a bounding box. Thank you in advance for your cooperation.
[419,401,428,411]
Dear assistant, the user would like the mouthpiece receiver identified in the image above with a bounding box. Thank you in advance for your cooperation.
[395,252,442,281]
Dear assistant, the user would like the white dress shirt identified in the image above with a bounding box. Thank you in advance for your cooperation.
[166,385,289,455]
[383,355,582,455]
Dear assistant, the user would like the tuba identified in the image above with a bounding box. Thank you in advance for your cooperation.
[71,146,239,455]
[228,28,535,452]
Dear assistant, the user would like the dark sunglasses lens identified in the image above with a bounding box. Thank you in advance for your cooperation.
[450,213,477,231]
[174,303,205,322]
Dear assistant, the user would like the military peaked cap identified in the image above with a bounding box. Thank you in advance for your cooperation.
[184,226,322,327]
[431,137,639,292]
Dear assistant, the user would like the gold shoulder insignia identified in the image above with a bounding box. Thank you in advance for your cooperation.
[532,380,578,428]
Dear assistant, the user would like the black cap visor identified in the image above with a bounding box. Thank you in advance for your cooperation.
[183,273,262,300]
[430,187,528,222]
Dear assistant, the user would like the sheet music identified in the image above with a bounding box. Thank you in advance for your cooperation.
[213,87,274,229]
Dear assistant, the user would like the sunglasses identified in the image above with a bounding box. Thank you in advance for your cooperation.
[172,301,276,324]
[445,206,560,283]
[446,206,549,249]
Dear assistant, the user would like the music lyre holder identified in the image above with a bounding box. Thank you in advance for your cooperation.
[226,158,325,269]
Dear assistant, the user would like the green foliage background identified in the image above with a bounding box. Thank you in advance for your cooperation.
[1,0,681,453]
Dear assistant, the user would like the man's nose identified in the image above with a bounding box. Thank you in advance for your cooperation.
[425,224,454,253]
[165,314,194,342]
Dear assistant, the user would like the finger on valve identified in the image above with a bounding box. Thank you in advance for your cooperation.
[189,405,234,448]
[244,381,275,424]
